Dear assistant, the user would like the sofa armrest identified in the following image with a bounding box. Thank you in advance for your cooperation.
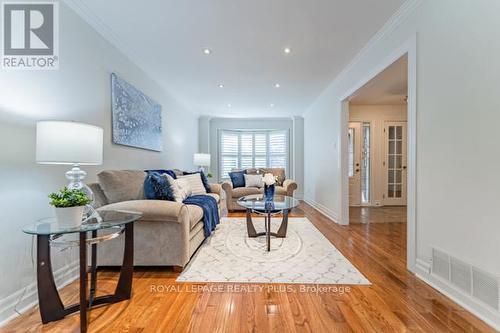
[209,183,222,196]
[282,179,298,196]
[88,183,108,208]
[221,181,233,201]
[97,200,187,223]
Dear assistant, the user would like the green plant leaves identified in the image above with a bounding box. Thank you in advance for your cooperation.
[48,187,91,208]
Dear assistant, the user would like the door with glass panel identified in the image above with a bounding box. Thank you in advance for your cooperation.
[348,122,362,206]
[383,122,407,205]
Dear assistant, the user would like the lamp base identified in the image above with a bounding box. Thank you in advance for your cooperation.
[65,165,101,223]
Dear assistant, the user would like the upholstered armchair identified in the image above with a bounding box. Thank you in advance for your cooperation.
[221,168,298,211]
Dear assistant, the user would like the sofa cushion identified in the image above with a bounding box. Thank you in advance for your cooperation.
[145,169,177,179]
[97,200,183,222]
[232,187,262,198]
[185,204,204,230]
[98,170,146,204]
[183,171,211,193]
[178,173,207,195]
[258,168,285,186]
[144,171,175,201]
[229,170,246,188]
[165,174,192,202]
[244,174,263,188]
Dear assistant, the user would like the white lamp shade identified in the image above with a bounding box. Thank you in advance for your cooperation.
[36,121,103,165]
[193,153,211,167]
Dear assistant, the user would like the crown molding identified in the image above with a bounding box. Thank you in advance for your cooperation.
[63,0,140,65]
[303,0,423,116]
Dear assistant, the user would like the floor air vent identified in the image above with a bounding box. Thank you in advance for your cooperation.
[431,247,499,311]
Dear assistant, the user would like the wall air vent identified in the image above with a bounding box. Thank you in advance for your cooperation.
[450,257,471,294]
[431,247,499,312]
[432,248,450,280]
[472,267,499,311]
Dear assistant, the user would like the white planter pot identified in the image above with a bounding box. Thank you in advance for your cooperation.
[54,206,85,228]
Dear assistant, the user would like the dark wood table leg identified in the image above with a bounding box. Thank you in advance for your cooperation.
[36,235,65,323]
[246,208,258,237]
[114,222,134,301]
[79,232,88,333]
[276,209,289,237]
[89,230,97,307]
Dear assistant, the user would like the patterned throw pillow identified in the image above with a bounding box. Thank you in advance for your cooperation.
[146,169,177,179]
[144,171,175,201]
[165,174,192,202]
[178,173,207,195]
[244,174,263,188]
[183,171,211,193]
[229,170,246,188]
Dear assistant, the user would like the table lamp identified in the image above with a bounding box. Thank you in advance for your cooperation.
[193,153,211,174]
[36,121,103,202]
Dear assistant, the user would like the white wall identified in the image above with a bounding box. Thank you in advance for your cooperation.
[349,104,407,206]
[0,2,198,323]
[304,0,500,327]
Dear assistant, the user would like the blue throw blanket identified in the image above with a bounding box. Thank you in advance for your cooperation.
[183,195,220,237]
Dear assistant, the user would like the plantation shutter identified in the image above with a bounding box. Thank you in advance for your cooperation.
[219,130,289,179]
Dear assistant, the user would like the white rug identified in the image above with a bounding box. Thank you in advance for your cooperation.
[177,217,370,285]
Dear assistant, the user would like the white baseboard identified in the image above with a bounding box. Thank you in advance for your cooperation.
[415,263,500,331]
[0,261,79,327]
[302,196,339,223]
[415,257,431,274]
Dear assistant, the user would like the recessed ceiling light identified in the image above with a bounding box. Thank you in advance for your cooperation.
[274,83,281,88]
[218,84,224,88]
[283,47,291,54]
[202,48,211,55]
[227,103,232,108]
[270,103,275,108]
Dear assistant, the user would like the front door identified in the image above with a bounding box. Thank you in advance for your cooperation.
[348,122,362,206]
[383,121,407,205]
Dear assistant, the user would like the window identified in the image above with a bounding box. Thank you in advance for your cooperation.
[361,122,370,204]
[219,130,288,179]
[348,128,354,177]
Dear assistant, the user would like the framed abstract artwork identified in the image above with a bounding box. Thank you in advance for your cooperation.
[111,73,162,151]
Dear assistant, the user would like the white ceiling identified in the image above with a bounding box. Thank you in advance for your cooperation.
[66,0,405,117]
[349,55,408,105]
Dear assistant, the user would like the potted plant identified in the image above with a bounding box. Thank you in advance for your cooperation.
[49,187,91,227]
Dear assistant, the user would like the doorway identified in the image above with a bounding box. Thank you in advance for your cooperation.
[341,45,416,272]
[347,56,408,208]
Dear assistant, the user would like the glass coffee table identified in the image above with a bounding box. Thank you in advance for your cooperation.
[237,195,299,251]
[22,210,142,333]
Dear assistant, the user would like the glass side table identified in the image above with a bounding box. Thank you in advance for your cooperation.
[22,210,142,333]
[237,195,299,251]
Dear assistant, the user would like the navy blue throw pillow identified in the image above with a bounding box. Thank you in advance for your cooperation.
[146,169,176,179]
[229,170,246,188]
[144,171,174,201]
[183,170,211,193]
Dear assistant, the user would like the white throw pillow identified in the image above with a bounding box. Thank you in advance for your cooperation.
[164,174,192,202]
[244,174,263,188]
[178,173,206,195]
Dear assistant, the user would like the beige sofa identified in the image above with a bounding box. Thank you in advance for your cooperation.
[89,170,221,269]
[221,168,297,211]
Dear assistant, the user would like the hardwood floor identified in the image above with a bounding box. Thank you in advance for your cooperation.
[1,202,495,332]
[349,206,407,224]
